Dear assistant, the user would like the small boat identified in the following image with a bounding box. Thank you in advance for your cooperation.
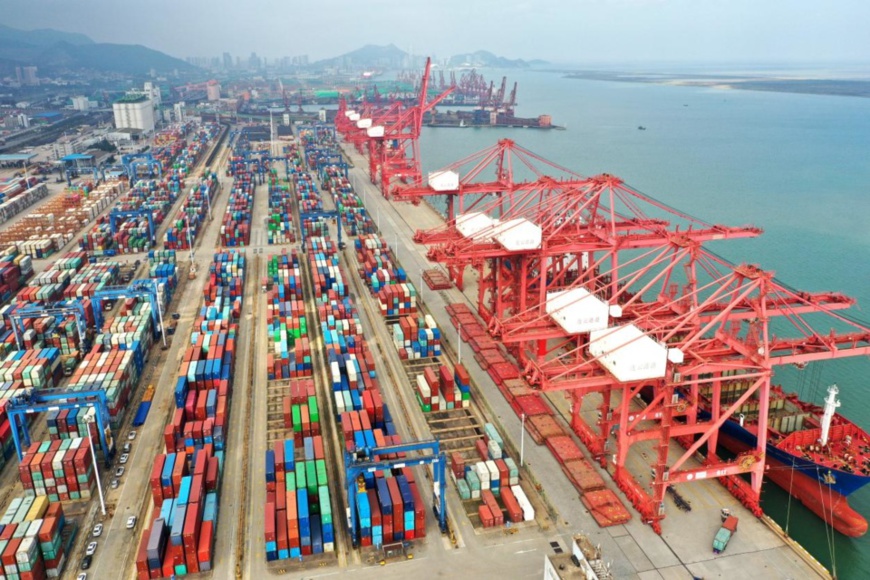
[637,126,646,131]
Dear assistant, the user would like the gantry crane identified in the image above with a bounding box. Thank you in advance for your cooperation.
[362,57,454,199]
[109,209,156,246]
[344,440,447,548]
[397,140,870,532]
[7,387,116,466]
[121,152,162,178]
[10,300,90,352]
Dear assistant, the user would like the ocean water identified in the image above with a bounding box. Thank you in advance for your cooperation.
[418,69,870,578]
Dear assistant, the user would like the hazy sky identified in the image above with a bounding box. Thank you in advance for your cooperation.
[2,0,869,64]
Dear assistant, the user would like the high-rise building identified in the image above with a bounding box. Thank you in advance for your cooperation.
[143,82,161,107]
[248,52,261,70]
[18,66,38,85]
[71,96,91,111]
[223,52,233,70]
[206,81,221,101]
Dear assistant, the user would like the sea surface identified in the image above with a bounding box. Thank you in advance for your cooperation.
[416,67,870,578]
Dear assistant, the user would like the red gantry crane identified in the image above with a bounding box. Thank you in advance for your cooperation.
[395,141,870,532]
[363,57,454,199]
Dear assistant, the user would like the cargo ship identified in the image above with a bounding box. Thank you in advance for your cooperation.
[699,382,870,537]
[424,110,562,130]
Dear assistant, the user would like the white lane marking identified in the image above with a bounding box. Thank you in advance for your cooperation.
[515,548,538,555]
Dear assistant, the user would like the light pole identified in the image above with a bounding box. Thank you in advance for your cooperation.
[186,216,194,262]
[457,323,462,364]
[153,280,167,348]
[85,416,107,516]
[521,413,526,467]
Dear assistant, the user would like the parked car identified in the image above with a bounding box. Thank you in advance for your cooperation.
[80,556,92,570]
[126,516,137,530]
[114,466,125,478]
[86,541,97,556]
[110,479,120,489]
[119,453,129,465]
[128,430,137,440]
[77,573,87,580]
[91,524,102,537]
[122,443,132,453]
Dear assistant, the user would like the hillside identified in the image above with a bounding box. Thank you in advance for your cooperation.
[0,24,93,48]
[315,44,408,68]
[447,50,546,69]
[0,25,195,75]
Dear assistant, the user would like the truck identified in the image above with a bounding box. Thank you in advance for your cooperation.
[713,515,738,554]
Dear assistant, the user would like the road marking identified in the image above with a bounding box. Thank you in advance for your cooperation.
[515,548,538,555]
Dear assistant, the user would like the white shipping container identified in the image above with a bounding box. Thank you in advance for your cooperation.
[511,485,536,521]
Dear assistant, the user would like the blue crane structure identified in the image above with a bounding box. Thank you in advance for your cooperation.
[9,301,90,352]
[109,209,156,246]
[306,147,347,181]
[344,440,448,548]
[92,280,166,346]
[299,210,344,249]
[6,387,116,466]
[121,153,162,179]
[299,122,336,143]
[267,156,291,178]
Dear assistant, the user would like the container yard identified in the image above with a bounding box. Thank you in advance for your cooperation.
[0,58,853,580]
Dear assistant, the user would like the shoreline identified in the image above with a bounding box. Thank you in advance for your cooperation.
[562,71,870,99]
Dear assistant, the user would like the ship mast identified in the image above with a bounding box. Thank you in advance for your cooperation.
[820,384,841,447]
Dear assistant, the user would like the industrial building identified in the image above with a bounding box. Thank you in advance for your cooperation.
[113,94,156,133]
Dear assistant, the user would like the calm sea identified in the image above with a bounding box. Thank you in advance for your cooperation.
[417,67,870,578]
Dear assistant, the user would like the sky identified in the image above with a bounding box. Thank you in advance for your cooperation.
[1,0,869,65]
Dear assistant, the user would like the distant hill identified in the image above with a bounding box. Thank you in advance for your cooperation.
[0,24,93,48]
[0,25,195,75]
[315,44,408,68]
[447,50,547,68]
[316,44,547,71]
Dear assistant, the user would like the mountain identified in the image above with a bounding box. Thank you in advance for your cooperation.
[0,25,195,75]
[447,50,547,69]
[0,24,93,48]
[315,44,408,68]
[38,42,197,75]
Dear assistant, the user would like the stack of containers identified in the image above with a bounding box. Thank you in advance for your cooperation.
[0,496,70,579]
[391,314,442,359]
[414,363,470,413]
[66,344,141,429]
[323,166,374,237]
[219,171,253,247]
[149,249,179,291]
[62,261,120,299]
[265,253,310,380]
[294,172,322,214]
[0,349,63,389]
[339,410,427,546]
[45,407,98,443]
[453,363,472,402]
[138,249,243,578]
[140,447,220,577]
[18,438,96,501]
[267,170,296,245]
[305,237,346,301]
[355,235,408,294]
[77,179,178,255]
[264,395,335,560]
[0,246,33,304]
[0,404,17,471]
[163,173,218,250]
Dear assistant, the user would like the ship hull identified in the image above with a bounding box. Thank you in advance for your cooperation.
[716,422,869,537]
